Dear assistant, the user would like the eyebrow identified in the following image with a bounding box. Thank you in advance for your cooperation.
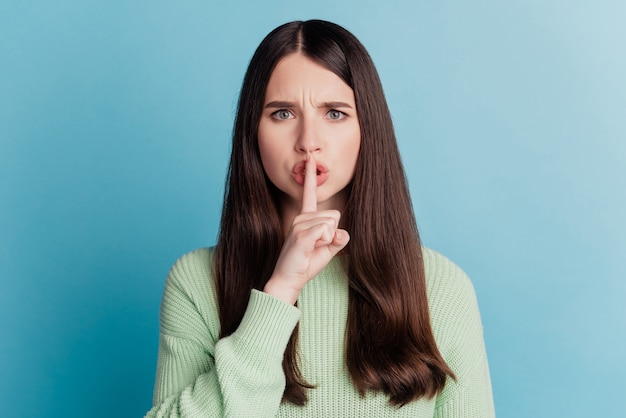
[264,100,354,109]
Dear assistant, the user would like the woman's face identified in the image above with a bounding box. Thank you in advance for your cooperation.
[258,53,361,213]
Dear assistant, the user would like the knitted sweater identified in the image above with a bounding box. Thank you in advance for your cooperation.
[146,248,495,417]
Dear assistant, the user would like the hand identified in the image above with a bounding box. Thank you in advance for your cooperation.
[263,155,350,304]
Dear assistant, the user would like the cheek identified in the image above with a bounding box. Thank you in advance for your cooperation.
[257,124,274,169]
[258,142,277,177]
[257,132,285,185]
[258,119,289,160]
[342,128,361,174]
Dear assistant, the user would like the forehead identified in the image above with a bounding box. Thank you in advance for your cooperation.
[264,53,355,102]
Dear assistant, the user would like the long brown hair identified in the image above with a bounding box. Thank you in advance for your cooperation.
[213,20,455,407]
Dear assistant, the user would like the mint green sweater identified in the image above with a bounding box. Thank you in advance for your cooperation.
[146,248,494,417]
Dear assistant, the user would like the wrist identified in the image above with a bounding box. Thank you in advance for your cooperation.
[263,276,300,305]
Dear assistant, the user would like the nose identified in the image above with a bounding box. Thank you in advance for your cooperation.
[295,117,321,155]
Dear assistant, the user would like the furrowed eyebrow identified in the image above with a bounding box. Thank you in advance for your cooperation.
[320,101,353,109]
[264,101,295,109]
[264,100,354,109]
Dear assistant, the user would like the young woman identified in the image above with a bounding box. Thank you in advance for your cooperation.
[146,20,494,417]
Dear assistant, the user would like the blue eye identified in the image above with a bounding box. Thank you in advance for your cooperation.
[327,110,345,120]
[272,110,293,120]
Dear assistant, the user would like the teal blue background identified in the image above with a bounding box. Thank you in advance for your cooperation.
[2,1,624,417]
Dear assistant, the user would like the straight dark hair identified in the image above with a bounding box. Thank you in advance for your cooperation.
[214,20,455,407]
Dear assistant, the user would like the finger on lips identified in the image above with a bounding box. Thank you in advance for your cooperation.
[301,154,317,214]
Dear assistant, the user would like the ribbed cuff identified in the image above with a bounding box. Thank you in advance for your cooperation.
[231,290,301,360]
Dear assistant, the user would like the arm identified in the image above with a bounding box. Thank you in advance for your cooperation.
[145,250,301,418]
[147,156,348,416]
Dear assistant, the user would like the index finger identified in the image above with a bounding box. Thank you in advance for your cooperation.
[301,154,317,213]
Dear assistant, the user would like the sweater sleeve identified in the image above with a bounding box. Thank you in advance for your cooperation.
[424,249,496,418]
[145,249,301,418]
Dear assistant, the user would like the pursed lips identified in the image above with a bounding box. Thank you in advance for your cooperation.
[291,161,329,186]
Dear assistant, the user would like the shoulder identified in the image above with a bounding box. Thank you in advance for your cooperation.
[163,247,215,303]
[166,247,215,284]
[422,247,475,304]
[159,247,219,341]
[421,247,482,351]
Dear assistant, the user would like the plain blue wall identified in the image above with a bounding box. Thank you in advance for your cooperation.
[2,1,624,417]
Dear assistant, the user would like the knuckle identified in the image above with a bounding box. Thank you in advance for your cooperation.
[293,233,307,245]
[323,223,335,240]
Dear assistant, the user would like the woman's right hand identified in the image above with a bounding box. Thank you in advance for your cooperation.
[263,155,350,305]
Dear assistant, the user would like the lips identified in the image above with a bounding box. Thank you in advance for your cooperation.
[292,161,329,186]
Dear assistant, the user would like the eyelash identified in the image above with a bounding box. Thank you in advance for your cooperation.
[272,109,294,120]
[270,109,347,121]
[326,110,346,120]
